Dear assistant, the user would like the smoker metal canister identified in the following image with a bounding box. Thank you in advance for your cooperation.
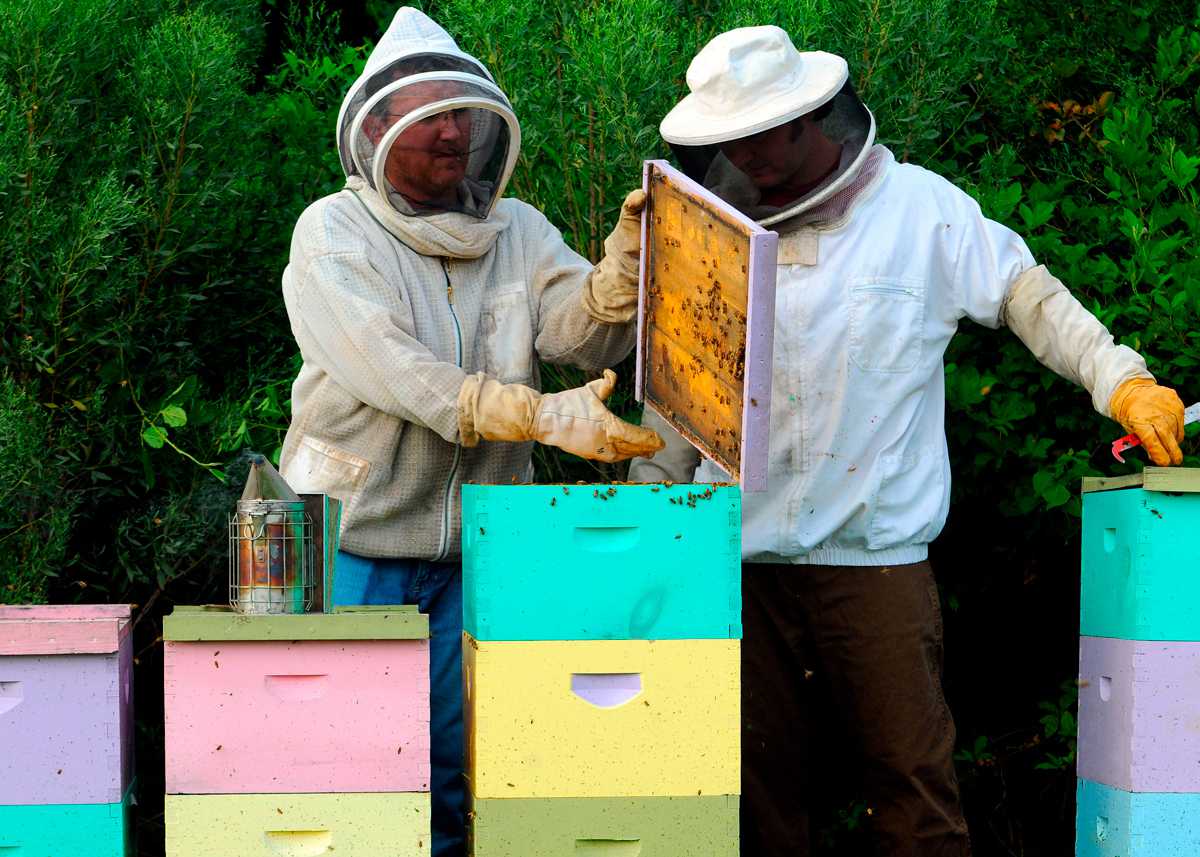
[233,498,308,614]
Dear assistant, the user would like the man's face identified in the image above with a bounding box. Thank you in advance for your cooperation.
[719,117,813,190]
[367,81,472,206]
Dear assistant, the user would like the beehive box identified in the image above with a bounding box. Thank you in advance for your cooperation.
[464,634,739,799]
[0,605,134,807]
[469,794,738,856]
[1078,636,1200,792]
[165,791,430,856]
[1080,468,1200,640]
[1076,777,1200,857]
[637,159,777,491]
[0,783,133,857]
[164,606,430,795]
[461,483,741,641]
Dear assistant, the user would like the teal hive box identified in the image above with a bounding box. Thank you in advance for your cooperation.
[1080,468,1200,641]
[1076,777,1200,856]
[462,483,741,641]
[0,784,133,856]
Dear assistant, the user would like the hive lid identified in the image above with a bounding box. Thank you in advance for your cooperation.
[1081,466,1200,495]
[636,159,777,492]
[163,605,429,641]
[0,604,133,656]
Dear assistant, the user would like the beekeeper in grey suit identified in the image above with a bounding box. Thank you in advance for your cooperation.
[278,8,662,855]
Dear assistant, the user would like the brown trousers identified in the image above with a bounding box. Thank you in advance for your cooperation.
[741,561,971,857]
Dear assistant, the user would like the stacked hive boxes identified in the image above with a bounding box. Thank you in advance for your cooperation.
[462,483,742,856]
[0,605,135,856]
[1076,468,1200,856]
[163,606,432,855]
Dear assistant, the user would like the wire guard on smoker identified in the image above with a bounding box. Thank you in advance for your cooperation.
[228,499,315,614]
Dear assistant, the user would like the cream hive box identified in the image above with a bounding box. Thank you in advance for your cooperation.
[464,635,739,799]
[165,792,431,857]
[469,794,739,857]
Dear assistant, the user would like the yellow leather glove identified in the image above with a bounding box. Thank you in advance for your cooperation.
[458,369,664,463]
[1109,377,1186,466]
[582,189,646,323]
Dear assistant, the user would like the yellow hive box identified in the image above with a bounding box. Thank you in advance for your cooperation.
[165,792,430,856]
[464,634,740,798]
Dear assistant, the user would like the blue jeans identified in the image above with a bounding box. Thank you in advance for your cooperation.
[335,551,464,857]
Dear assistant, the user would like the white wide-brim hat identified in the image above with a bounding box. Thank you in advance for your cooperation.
[661,26,848,146]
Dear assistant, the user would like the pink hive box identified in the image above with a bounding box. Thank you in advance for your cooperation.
[0,604,134,806]
[163,606,431,795]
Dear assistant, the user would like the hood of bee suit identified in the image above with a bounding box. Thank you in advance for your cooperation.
[335,6,520,231]
[660,26,875,226]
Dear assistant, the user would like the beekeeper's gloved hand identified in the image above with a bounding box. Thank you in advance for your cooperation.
[583,189,646,323]
[1109,377,1186,466]
[458,369,664,462]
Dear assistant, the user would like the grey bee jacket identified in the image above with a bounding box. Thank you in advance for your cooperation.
[279,176,634,560]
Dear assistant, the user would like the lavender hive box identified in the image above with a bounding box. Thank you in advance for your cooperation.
[1078,635,1200,792]
[0,605,134,806]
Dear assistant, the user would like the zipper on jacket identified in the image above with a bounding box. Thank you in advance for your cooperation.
[436,257,464,561]
[853,283,920,297]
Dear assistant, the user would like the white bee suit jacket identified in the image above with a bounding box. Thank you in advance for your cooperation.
[279,14,633,561]
[631,146,1150,566]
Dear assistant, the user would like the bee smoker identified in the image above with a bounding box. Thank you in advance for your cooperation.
[228,455,314,614]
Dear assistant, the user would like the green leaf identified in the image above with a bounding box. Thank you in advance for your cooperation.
[1043,484,1071,509]
[160,405,187,427]
[142,426,168,448]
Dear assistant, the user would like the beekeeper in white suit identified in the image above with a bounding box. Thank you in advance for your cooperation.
[631,26,1185,856]
[278,8,661,855]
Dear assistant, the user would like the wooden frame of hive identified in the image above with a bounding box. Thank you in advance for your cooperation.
[636,159,778,492]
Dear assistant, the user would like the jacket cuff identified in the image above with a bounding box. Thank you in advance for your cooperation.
[582,267,638,324]
[456,374,483,447]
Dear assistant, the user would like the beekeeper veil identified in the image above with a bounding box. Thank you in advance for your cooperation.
[660,27,874,226]
[335,7,519,219]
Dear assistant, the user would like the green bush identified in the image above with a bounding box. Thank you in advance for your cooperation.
[0,0,349,602]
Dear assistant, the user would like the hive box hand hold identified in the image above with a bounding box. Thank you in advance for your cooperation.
[637,159,777,492]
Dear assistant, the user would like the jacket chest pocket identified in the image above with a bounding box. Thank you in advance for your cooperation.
[847,277,926,373]
[481,284,535,383]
